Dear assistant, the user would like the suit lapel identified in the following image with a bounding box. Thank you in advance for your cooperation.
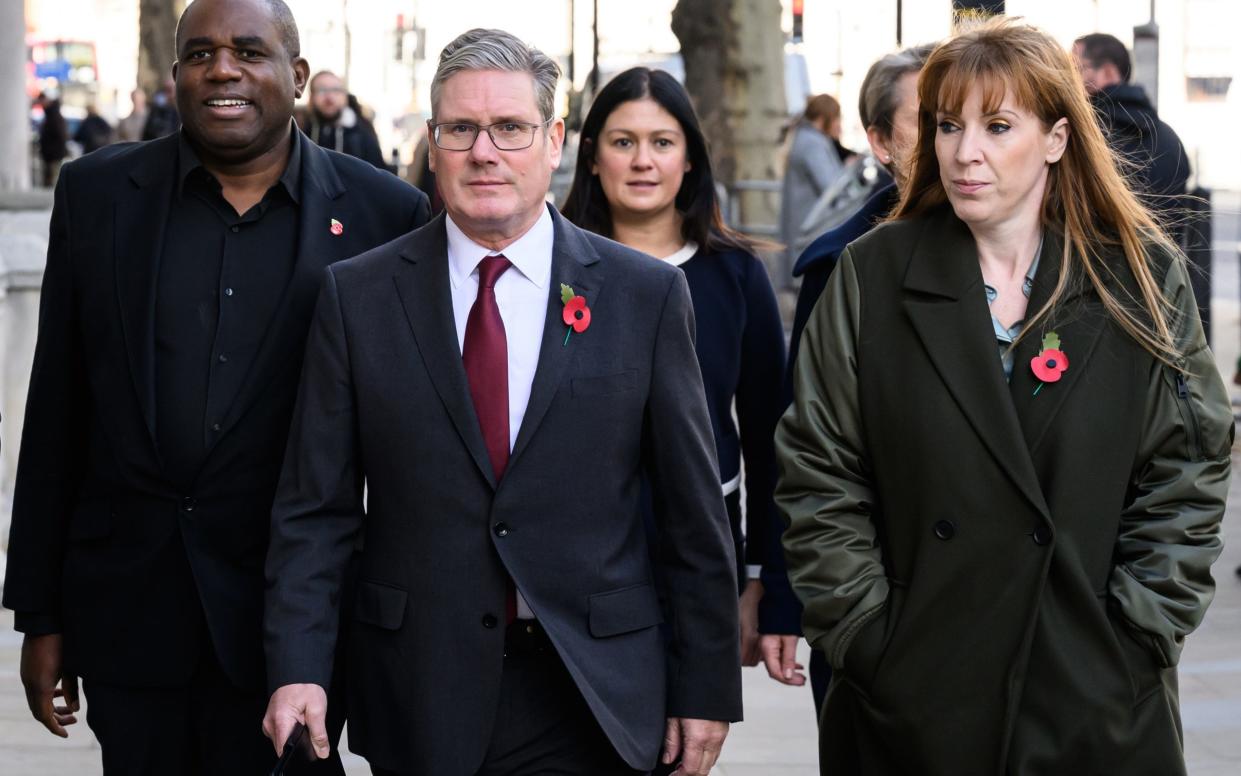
[1007,231,1106,454]
[508,210,604,471]
[902,210,1050,520]
[114,135,178,456]
[207,137,347,450]
[393,216,499,488]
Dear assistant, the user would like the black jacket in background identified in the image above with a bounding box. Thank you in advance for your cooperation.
[1091,84,1190,231]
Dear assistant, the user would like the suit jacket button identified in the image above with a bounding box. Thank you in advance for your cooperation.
[933,520,956,540]
[482,614,498,629]
[1031,525,1052,546]
[493,522,509,537]
[180,497,196,512]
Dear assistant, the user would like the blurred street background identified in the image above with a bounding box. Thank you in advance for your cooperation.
[2,0,1241,773]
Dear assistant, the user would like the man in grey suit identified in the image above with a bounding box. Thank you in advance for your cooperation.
[261,28,742,776]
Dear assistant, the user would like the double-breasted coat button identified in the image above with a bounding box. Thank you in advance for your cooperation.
[481,614,498,629]
[493,522,509,537]
[1031,525,1052,546]
[932,520,956,540]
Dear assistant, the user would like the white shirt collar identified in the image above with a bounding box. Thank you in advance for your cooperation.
[446,206,554,290]
[661,241,699,267]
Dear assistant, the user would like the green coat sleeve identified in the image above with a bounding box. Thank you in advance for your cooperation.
[775,246,889,670]
[1109,256,1232,667]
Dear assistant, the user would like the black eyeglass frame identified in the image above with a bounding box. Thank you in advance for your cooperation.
[428,117,555,151]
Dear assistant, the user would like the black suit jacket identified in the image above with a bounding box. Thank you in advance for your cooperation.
[264,206,743,773]
[2,132,430,691]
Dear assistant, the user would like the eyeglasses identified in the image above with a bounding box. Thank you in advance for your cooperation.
[430,118,552,151]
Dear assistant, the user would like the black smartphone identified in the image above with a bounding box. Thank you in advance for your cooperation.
[270,722,316,776]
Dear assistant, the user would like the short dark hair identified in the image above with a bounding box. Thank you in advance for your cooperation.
[561,67,754,255]
[1075,33,1131,82]
[175,0,301,60]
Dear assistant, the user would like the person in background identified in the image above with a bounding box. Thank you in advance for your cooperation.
[562,66,787,677]
[1072,33,1189,236]
[37,97,69,188]
[779,94,848,280]
[142,78,179,140]
[759,43,935,713]
[74,104,115,154]
[778,19,1229,774]
[116,88,148,143]
[299,70,387,170]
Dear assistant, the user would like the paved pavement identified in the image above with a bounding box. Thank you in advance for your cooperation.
[2,201,1241,774]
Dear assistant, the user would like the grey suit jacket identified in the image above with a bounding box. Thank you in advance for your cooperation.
[263,205,742,773]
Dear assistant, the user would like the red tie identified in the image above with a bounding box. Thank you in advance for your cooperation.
[462,254,517,622]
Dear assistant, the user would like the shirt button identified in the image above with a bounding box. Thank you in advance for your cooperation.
[230,225,239,233]
[210,423,221,432]
[493,522,509,537]
[481,614,498,629]
[180,497,196,512]
[218,353,228,363]
[932,520,956,540]
[224,288,234,297]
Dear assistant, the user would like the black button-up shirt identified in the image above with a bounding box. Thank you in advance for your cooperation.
[155,129,302,486]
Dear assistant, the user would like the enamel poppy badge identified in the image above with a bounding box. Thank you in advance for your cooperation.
[560,284,591,346]
[1030,331,1068,395]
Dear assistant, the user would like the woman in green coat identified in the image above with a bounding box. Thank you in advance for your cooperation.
[776,19,1232,776]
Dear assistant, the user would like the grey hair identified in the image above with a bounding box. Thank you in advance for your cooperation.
[858,43,934,136]
[431,28,561,121]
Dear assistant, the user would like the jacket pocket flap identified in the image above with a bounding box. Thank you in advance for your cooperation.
[354,579,408,631]
[67,502,112,540]
[572,370,637,397]
[588,583,662,638]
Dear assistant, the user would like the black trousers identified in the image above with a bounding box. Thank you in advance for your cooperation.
[83,640,345,776]
[373,621,644,776]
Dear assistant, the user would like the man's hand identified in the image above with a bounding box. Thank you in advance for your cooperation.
[262,683,330,759]
[20,633,80,737]
[738,580,763,667]
[662,717,729,775]
[760,634,807,686]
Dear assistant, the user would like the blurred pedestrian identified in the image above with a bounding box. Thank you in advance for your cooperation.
[1073,33,1190,236]
[780,94,848,279]
[73,104,115,154]
[37,97,68,188]
[778,19,1229,774]
[2,0,429,773]
[142,78,179,140]
[759,43,935,713]
[300,70,387,169]
[562,66,787,677]
[116,88,148,142]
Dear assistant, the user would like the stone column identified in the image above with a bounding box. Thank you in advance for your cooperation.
[0,0,29,192]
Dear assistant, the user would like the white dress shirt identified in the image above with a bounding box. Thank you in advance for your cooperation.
[446,207,553,618]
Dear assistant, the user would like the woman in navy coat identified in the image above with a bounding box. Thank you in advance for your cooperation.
[563,67,787,671]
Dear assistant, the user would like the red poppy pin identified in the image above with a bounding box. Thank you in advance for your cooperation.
[560,283,591,346]
[329,218,344,236]
[1030,331,1068,395]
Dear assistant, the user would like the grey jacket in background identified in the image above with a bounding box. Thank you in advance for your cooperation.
[780,124,843,270]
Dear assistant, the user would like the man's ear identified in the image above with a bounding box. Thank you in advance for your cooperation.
[292,57,310,100]
[427,121,438,173]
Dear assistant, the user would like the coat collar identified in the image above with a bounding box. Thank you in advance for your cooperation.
[393,204,603,489]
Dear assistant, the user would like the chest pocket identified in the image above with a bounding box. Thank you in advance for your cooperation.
[572,369,637,398]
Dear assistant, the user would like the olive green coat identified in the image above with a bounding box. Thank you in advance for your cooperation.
[776,207,1231,776]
